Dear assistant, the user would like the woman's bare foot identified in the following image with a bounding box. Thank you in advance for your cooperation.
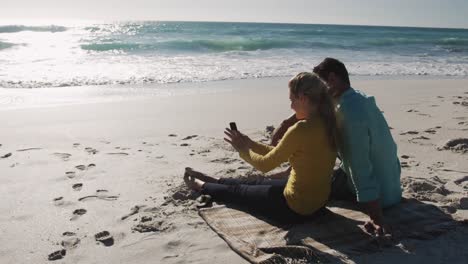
[184,174,205,192]
[184,167,219,183]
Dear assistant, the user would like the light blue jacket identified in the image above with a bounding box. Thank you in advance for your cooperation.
[337,88,402,207]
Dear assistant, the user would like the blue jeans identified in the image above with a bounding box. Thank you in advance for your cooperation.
[202,177,318,223]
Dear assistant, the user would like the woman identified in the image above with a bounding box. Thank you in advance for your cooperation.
[185,72,338,223]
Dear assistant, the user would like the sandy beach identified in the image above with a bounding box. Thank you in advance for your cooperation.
[1,77,468,263]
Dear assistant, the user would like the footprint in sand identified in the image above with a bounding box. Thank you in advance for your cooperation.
[132,219,171,233]
[400,160,420,168]
[72,183,83,191]
[454,176,468,190]
[180,143,190,147]
[121,205,143,220]
[66,171,76,179]
[16,148,42,152]
[106,152,129,156]
[424,128,439,134]
[400,155,411,160]
[400,130,419,135]
[1,152,12,159]
[85,147,98,155]
[75,165,86,171]
[74,164,95,171]
[48,249,66,261]
[210,157,239,164]
[52,197,75,207]
[62,231,76,236]
[408,136,432,145]
[61,237,80,249]
[168,134,178,137]
[53,197,64,206]
[437,138,468,153]
[401,177,451,203]
[419,113,432,117]
[70,209,87,220]
[182,135,198,140]
[78,189,119,202]
[95,231,114,247]
[53,153,72,161]
[454,175,468,185]
[78,195,119,202]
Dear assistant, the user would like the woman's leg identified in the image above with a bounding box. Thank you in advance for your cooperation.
[184,167,219,183]
[201,181,303,223]
[218,177,287,187]
[185,167,287,187]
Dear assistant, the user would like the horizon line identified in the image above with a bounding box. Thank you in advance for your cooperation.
[0,18,467,30]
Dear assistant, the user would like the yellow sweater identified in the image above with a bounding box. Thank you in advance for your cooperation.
[239,119,336,215]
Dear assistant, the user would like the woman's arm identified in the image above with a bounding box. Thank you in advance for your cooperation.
[226,125,301,173]
[249,140,274,155]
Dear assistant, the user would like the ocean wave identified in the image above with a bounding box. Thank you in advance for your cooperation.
[81,39,295,52]
[1,61,467,89]
[0,41,16,50]
[365,37,468,48]
[0,25,67,33]
[80,39,354,53]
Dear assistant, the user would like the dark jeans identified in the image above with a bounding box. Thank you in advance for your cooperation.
[201,177,318,223]
[329,168,356,202]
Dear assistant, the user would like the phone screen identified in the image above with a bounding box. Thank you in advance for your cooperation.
[229,122,238,131]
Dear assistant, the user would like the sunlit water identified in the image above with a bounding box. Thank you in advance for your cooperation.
[1,21,468,89]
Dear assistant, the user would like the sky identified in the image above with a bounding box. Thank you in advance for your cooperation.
[0,0,467,29]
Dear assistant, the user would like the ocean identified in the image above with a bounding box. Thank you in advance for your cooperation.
[1,21,467,88]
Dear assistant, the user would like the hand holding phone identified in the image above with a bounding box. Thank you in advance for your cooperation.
[229,122,238,131]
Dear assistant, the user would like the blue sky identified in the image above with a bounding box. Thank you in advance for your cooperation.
[1,0,467,28]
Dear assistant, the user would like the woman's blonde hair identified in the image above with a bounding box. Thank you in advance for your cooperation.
[289,72,339,150]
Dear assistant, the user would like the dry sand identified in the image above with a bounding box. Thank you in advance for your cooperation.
[0,78,467,263]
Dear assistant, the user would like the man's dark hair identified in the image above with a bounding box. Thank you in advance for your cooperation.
[313,58,350,85]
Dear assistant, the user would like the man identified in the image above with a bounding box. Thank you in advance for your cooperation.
[272,58,401,236]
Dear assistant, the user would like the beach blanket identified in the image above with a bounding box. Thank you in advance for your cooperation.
[199,198,463,263]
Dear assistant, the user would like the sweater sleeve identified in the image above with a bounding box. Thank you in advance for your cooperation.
[239,124,302,173]
[249,141,274,155]
[342,113,379,203]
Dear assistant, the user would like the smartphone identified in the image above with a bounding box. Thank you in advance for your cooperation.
[229,122,238,131]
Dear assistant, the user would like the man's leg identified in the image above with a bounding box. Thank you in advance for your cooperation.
[329,168,356,202]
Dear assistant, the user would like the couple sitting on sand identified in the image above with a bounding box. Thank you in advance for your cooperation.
[184,58,401,237]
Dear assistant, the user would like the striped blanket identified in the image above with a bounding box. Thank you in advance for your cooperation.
[199,198,463,263]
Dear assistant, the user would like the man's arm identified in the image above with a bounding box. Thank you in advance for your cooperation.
[270,114,298,146]
[342,117,387,233]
